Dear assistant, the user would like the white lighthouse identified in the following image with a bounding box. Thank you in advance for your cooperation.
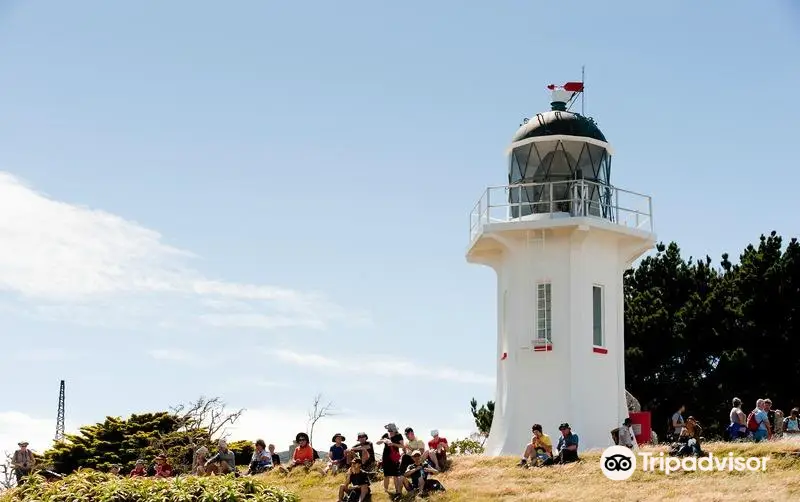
[467,83,656,455]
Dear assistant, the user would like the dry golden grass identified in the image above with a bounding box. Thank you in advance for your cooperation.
[255,440,800,502]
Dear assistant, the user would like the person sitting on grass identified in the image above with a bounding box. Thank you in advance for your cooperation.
[154,454,173,478]
[347,433,377,474]
[552,423,579,464]
[282,432,316,472]
[325,433,349,474]
[427,430,448,471]
[205,439,236,475]
[518,423,553,467]
[403,428,427,458]
[247,439,273,475]
[269,444,281,467]
[403,450,445,496]
[337,458,371,502]
[130,459,147,477]
[193,446,209,475]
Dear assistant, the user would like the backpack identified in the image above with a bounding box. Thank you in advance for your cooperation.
[746,410,760,432]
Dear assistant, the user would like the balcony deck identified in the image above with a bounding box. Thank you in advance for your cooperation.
[469,180,653,246]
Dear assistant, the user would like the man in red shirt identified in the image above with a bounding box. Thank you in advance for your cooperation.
[154,454,173,478]
[427,430,448,471]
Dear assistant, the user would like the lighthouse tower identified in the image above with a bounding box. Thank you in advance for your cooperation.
[467,83,656,454]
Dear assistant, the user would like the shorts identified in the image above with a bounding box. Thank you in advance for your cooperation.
[382,460,400,477]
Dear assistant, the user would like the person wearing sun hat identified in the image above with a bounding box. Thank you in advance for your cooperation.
[324,433,348,474]
[282,432,316,472]
[11,441,35,485]
[553,423,579,464]
[378,423,405,496]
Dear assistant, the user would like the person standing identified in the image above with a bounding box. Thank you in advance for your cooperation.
[617,418,638,450]
[728,397,746,440]
[11,441,35,486]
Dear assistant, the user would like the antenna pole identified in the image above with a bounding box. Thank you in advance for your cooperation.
[55,380,65,442]
[581,65,585,115]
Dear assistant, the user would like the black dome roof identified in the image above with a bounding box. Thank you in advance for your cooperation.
[512,110,607,144]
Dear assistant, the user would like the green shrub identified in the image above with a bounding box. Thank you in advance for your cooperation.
[0,469,298,502]
[448,437,485,455]
[228,439,255,467]
[44,412,214,475]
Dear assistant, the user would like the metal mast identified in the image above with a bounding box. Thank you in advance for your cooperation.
[55,380,65,442]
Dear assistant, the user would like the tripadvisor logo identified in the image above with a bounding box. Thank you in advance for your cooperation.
[600,445,769,480]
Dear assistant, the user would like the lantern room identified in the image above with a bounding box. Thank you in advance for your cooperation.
[508,84,614,220]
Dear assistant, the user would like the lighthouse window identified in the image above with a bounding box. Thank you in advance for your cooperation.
[536,282,552,343]
[593,285,604,346]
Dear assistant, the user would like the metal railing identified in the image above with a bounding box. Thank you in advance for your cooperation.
[469,179,653,242]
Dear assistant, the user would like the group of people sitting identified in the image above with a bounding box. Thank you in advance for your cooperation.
[281,424,449,501]
[517,422,580,468]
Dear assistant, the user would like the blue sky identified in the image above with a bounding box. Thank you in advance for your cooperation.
[1,0,799,453]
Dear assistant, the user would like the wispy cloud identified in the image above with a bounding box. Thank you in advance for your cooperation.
[265,348,494,385]
[0,172,368,331]
[13,348,81,362]
[0,411,74,453]
[148,349,205,366]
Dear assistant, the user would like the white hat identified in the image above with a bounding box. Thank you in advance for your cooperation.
[430,429,439,436]
[411,450,422,457]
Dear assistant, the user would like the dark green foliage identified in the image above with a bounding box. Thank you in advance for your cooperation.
[43,412,212,475]
[228,439,255,467]
[625,232,800,439]
[0,469,298,502]
[470,398,494,437]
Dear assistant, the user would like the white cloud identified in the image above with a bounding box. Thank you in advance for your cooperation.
[0,411,73,455]
[13,348,80,362]
[147,349,204,366]
[266,349,495,385]
[0,172,367,330]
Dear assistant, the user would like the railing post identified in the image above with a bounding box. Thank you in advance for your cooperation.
[615,188,619,224]
[648,196,653,232]
[549,182,553,214]
[485,189,490,224]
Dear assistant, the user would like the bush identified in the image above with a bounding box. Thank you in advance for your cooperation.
[447,438,485,455]
[44,412,211,475]
[0,469,298,502]
[228,439,255,467]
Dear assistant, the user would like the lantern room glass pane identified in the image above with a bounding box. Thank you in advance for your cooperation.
[507,139,612,219]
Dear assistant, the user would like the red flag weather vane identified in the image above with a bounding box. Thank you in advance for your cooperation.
[547,82,584,92]
[547,81,584,112]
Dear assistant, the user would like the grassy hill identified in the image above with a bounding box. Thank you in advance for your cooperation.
[262,439,800,502]
[4,440,800,501]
